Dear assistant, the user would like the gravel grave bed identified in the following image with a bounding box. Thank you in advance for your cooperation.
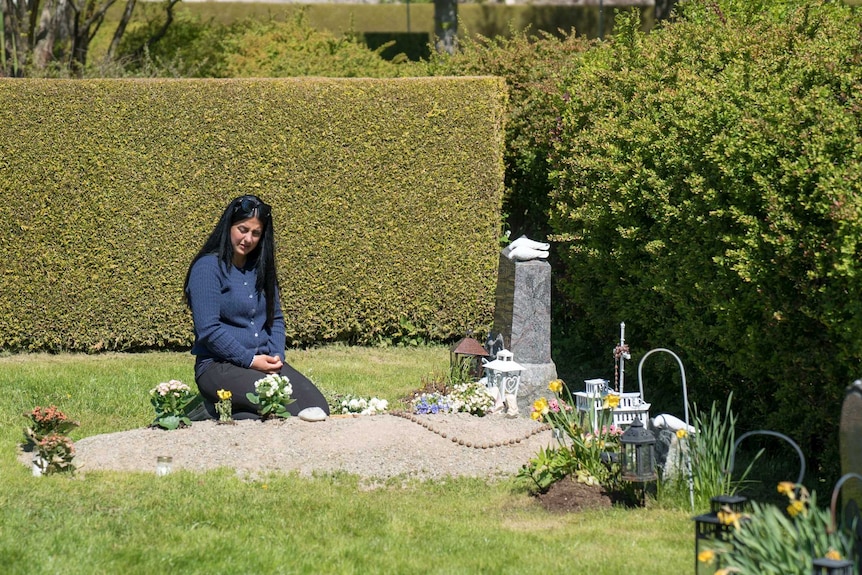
[25,413,555,482]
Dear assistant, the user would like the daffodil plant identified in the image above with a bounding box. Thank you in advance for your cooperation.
[524,379,624,489]
[216,389,233,423]
[700,484,854,575]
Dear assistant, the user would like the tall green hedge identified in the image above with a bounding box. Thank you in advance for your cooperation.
[548,2,862,479]
[0,77,506,351]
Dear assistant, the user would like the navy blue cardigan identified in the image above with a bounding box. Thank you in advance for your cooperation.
[186,254,286,378]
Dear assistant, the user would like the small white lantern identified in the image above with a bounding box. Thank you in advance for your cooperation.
[483,349,524,415]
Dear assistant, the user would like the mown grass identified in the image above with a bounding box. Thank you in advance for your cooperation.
[0,347,690,574]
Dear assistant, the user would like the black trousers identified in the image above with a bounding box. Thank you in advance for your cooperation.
[196,361,330,417]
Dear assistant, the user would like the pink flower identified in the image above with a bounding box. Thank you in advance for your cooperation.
[548,398,561,413]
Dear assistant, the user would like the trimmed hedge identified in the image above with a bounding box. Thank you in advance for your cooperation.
[0,77,506,351]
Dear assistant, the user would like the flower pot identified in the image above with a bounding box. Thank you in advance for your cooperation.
[32,454,46,477]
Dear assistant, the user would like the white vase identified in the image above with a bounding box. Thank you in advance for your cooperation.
[32,454,46,477]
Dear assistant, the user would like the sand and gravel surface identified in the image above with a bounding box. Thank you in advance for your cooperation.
[29,413,555,482]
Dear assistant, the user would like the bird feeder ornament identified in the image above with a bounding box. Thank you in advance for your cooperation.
[483,349,524,417]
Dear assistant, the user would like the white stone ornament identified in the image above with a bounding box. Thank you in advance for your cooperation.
[503,235,550,261]
[508,235,550,252]
[504,393,519,418]
[298,407,328,422]
[506,246,549,261]
[651,413,695,434]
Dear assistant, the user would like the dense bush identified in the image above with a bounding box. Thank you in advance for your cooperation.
[547,1,862,480]
[114,10,416,78]
[423,27,591,239]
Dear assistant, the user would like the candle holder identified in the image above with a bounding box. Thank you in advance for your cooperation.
[156,455,173,476]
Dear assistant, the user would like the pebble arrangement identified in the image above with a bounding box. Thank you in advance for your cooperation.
[389,410,552,449]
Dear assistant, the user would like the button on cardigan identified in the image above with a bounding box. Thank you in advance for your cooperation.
[187,253,286,378]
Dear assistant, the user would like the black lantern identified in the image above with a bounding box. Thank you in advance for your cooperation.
[693,495,749,575]
[811,557,854,575]
[620,416,656,483]
[693,510,723,575]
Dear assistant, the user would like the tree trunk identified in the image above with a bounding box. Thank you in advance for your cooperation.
[107,0,134,60]
[433,0,457,55]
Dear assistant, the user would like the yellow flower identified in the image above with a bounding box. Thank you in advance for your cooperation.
[548,379,563,394]
[530,410,542,421]
[777,481,796,498]
[787,499,806,518]
[697,549,715,563]
[825,549,843,561]
[217,389,232,401]
[676,429,688,439]
[533,397,549,415]
[603,394,621,409]
[717,510,742,529]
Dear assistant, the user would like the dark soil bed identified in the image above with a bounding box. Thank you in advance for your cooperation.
[535,478,615,513]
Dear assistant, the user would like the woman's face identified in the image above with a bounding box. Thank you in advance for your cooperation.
[230,216,264,263]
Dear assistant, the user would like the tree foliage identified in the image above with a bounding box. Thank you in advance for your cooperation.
[424,27,591,238]
[548,0,862,480]
[0,0,178,76]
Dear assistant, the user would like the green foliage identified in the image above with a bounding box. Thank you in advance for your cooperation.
[526,381,623,490]
[0,77,505,351]
[115,9,229,77]
[548,0,862,481]
[685,396,759,510]
[516,445,574,493]
[217,13,418,78]
[423,26,592,238]
[709,487,854,575]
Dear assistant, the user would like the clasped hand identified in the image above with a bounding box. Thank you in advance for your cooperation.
[251,354,283,374]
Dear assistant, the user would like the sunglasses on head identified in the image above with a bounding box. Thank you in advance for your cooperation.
[233,196,271,220]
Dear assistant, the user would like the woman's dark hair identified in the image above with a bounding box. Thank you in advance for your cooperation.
[184,195,279,329]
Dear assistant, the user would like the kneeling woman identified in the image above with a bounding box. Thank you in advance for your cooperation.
[184,194,329,420]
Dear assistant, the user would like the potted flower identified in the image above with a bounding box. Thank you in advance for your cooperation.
[216,389,234,424]
[150,379,195,430]
[23,406,79,476]
[32,433,76,476]
[246,374,295,420]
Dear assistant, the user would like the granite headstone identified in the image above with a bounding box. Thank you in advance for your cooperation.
[491,248,557,415]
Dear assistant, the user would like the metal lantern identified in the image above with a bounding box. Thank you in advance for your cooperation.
[810,472,862,574]
[483,349,525,399]
[692,495,748,575]
[811,558,855,575]
[692,511,723,575]
[619,416,656,483]
[450,336,490,380]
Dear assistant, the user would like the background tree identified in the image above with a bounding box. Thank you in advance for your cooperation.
[0,0,178,76]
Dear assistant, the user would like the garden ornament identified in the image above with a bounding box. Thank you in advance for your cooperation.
[503,235,549,261]
[651,413,695,435]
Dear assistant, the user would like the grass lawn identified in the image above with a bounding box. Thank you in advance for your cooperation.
[0,347,691,574]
